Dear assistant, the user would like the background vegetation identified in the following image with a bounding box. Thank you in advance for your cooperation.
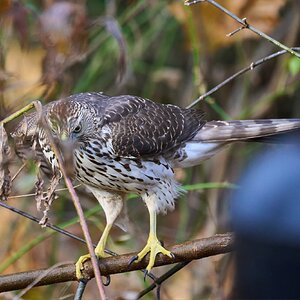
[0,0,300,299]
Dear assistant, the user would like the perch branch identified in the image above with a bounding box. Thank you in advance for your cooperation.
[0,233,233,293]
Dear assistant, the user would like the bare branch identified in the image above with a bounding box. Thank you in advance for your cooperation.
[0,201,117,258]
[187,47,300,109]
[137,261,191,299]
[0,233,233,293]
[185,0,300,58]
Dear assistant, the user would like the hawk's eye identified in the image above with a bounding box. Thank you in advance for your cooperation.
[73,124,82,133]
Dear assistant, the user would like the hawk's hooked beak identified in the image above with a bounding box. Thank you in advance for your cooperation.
[60,131,69,141]
[57,131,75,178]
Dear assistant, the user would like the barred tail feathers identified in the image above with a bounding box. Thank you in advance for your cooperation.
[193,119,300,142]
[173,119,300,168]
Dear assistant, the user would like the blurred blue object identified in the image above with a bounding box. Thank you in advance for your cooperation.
[232,141,300,245]
[231,136,300,299]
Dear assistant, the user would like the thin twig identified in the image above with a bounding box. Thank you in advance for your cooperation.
[74,280,88,300]
[227,18,248,37]
[0,201,97,250]
[0,196,157,286]
[11,163,27,182]
[0,102,35,125]
[185,0,300,58]
[187,47,300,108]
[15,261,73,299]
[33,101,107,300]
[7,184,81,199]
[137,261,191,299]
[0,233,233,292]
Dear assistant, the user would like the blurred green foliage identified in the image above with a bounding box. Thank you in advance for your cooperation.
[1,0,300,299]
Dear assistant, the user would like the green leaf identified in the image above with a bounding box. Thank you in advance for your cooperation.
[288,56,300,76]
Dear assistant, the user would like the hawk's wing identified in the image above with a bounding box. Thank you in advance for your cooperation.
[99,95,206,157]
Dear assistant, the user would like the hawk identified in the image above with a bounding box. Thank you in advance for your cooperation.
[12,92,300,278]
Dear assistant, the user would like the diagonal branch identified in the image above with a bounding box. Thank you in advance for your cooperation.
[187,47,300,108]
[185,0,300,58]
[137,261,191,299]
[0,233,233,293]
[32,102,107,299]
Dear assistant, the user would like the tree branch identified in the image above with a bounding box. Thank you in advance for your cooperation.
[187,47,300,109]
[0,233,233,293]
[185,0,300,58]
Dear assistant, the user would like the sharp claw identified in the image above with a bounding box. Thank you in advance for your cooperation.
[128,255,139,267]
[143,269,148,281]
[76,254,91,280]
[170,252,175,259]
[102,275,111,286]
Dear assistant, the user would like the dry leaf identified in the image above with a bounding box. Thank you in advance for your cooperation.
[12,113,54,177]
[10,1,29,48]
[38,171,61,227]
[105,17,127,84]
[4,41,46,106]
[0,0,11,16]
[35,166,45,212]
[0,124,11,201]
[39,1,88,86]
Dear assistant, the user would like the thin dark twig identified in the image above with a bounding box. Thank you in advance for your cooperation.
[7,184,81,199]
[137,261,191,299]
[0,201,116,255]
[185,0,300,58]
[156,284,161,300]
[187,47,300,109]
[74,280,88,300]
[227,18,248,37]
[0,198,158,284]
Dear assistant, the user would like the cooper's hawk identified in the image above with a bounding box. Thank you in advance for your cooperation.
[12,92,300,278]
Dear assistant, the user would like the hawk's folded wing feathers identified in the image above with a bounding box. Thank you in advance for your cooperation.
[99,95,206,157]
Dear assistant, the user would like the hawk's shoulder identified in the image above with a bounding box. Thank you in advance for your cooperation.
[98,95,206,157]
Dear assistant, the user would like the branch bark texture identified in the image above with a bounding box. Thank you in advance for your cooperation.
[0,233,233,292]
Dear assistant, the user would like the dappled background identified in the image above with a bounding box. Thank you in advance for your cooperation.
[1,0,300,299]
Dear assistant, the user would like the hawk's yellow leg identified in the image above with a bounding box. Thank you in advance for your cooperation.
[135,208,174,273]
[75,223,112,279]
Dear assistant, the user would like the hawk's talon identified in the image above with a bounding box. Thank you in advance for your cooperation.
[134,234,172,273]
[143,269,149,282]
[75,244,106,280]
[128,255,139,267]
[102,275,111,286]
[76,254,93,280]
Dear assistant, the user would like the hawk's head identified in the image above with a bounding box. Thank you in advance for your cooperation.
[46,97,97,143]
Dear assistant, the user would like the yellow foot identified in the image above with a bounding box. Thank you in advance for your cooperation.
[76,254,92,280]
[75,248,106,280]
[130,235,174,273]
